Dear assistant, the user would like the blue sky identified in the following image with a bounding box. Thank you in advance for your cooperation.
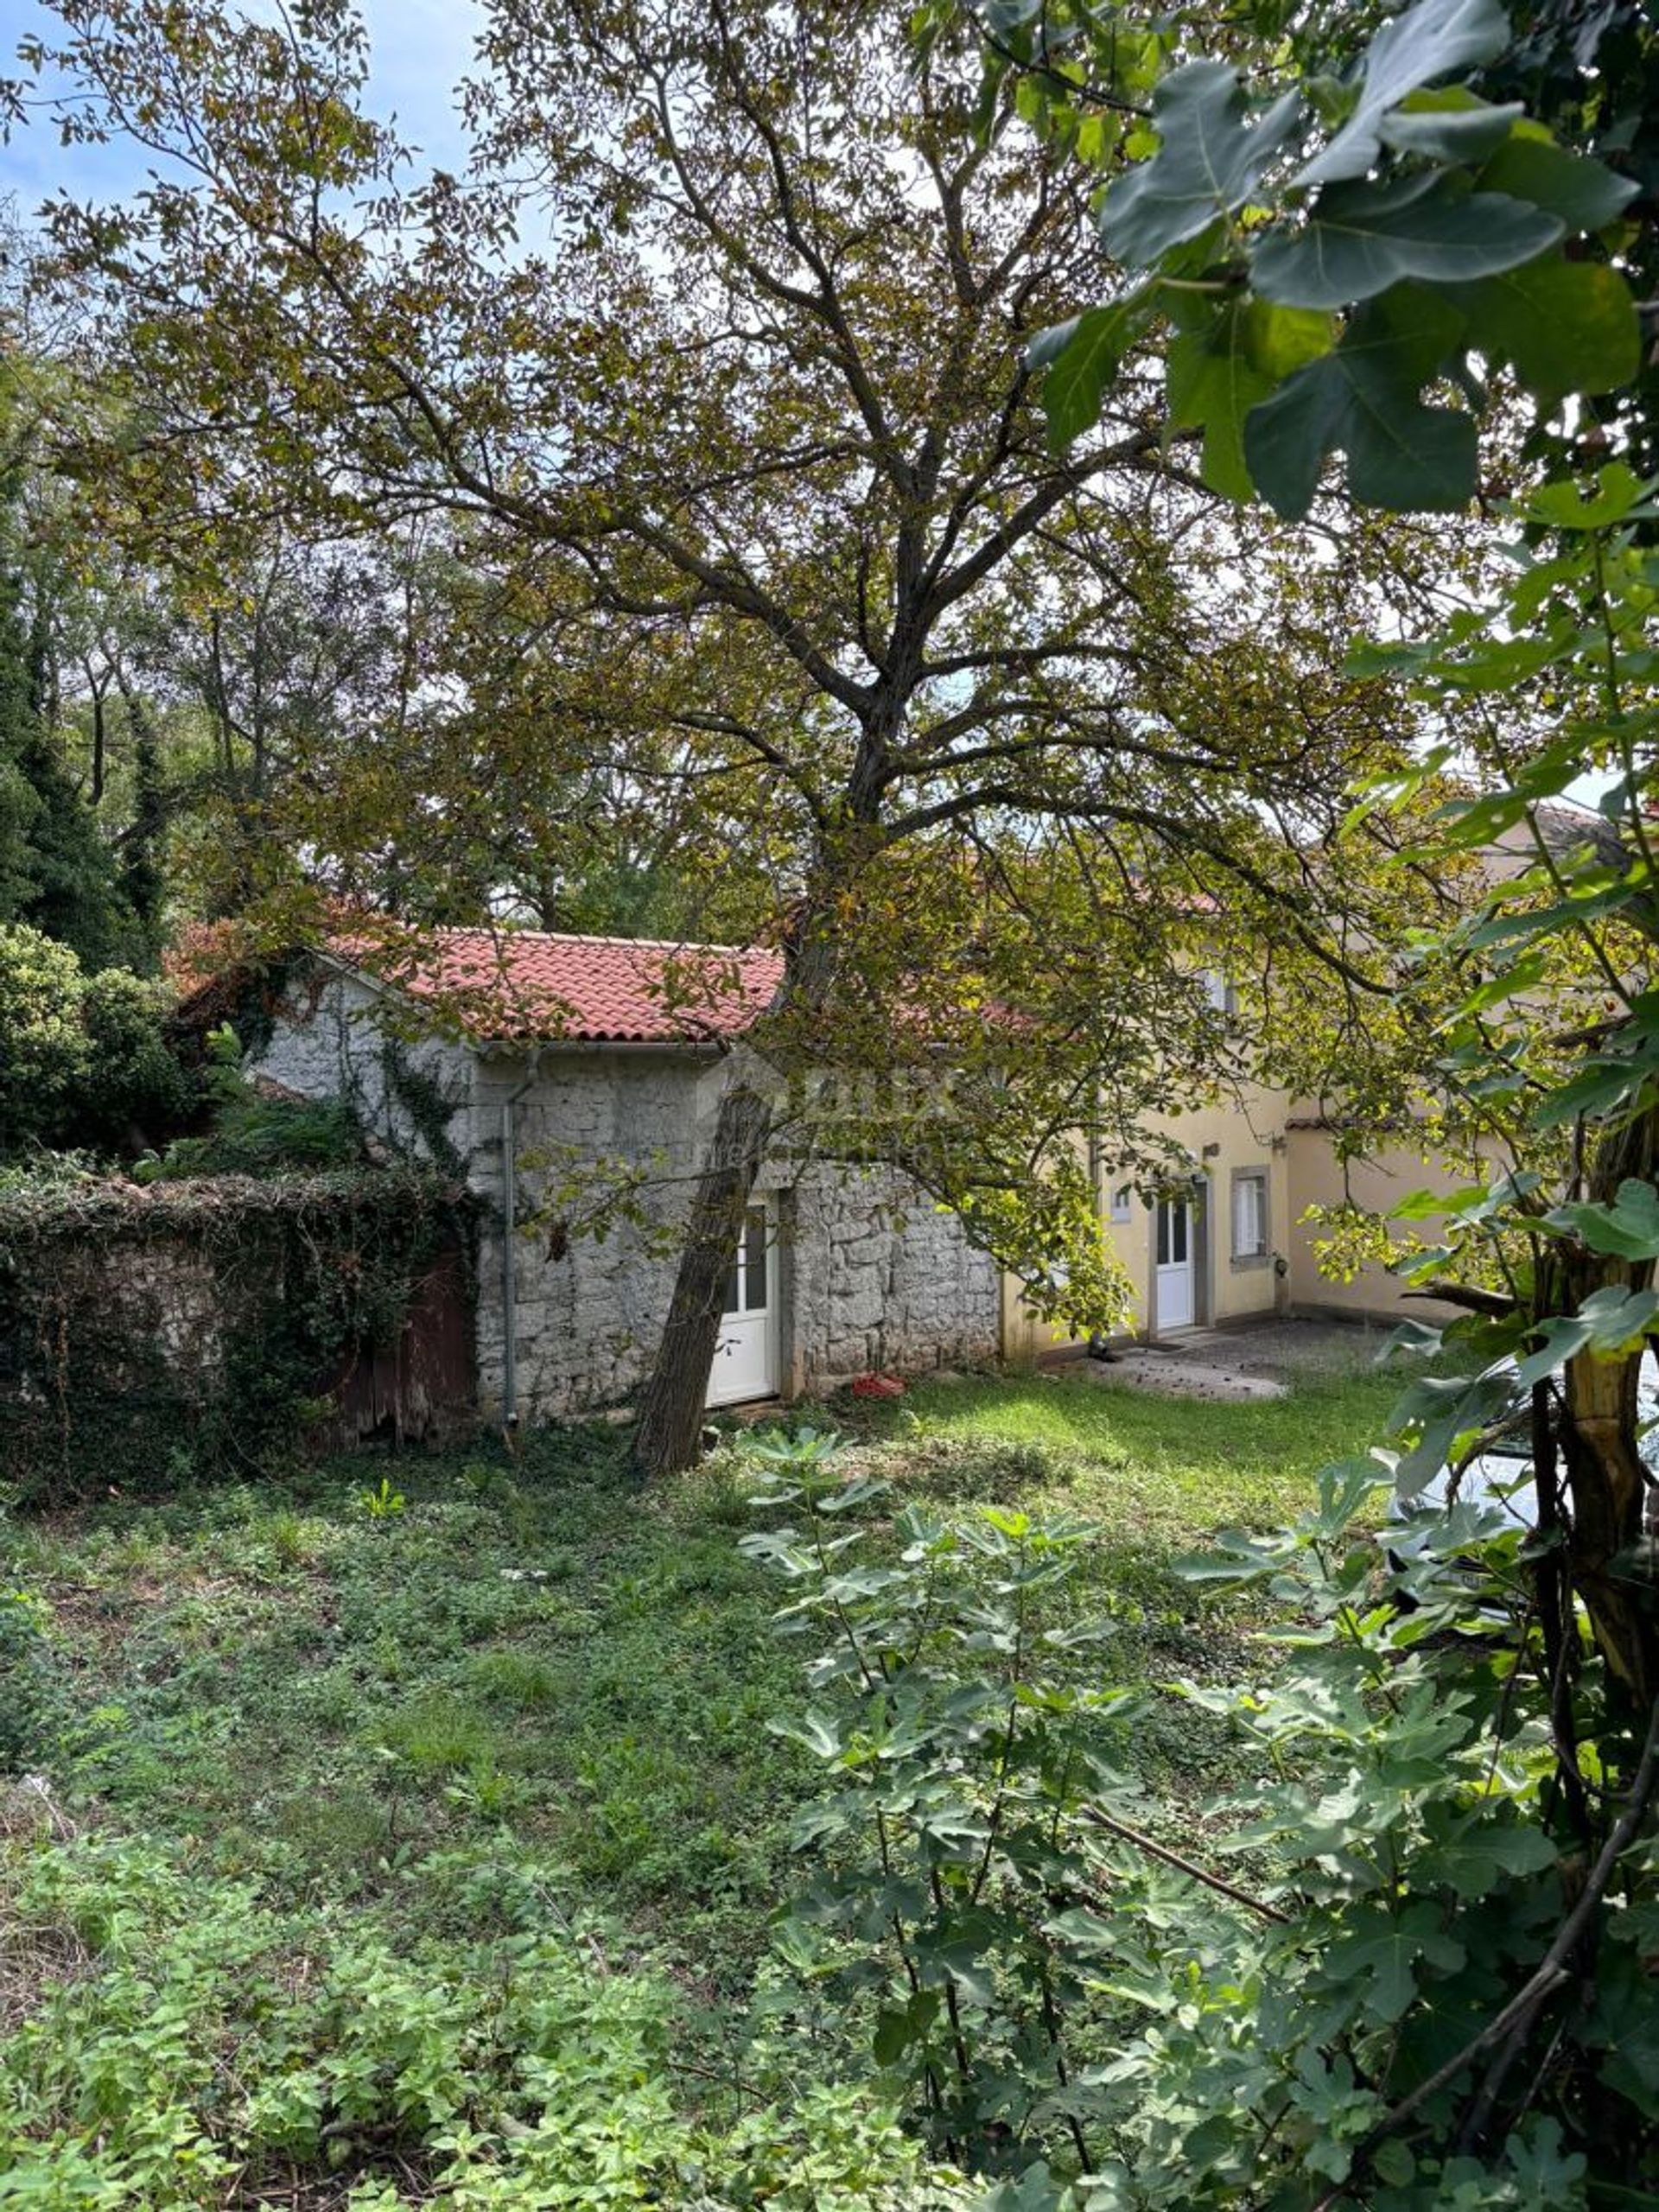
[2,0,483,215]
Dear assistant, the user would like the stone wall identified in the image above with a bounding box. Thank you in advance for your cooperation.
[254,973,1005,1421]
[785,1160,1002,1395]
[471,1048,710,1418]
[470,1051,1002,1419]
[0,1227,227,1489]
[250,967,482,1168]
[0,1173,475,1499]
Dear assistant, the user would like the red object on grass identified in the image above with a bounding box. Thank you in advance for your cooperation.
[849,1372,906,1399]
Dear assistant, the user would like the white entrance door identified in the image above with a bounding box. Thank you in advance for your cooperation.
[707,1201,779,1407]
[1155,1196,1195,1331]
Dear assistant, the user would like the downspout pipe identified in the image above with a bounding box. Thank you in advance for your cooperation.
[500,1048,546,1428]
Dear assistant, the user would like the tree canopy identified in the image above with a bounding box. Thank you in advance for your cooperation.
[12,0,1479,1468]
[0,399,146,969]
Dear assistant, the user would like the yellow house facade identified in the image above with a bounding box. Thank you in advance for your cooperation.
[1001,1083,1472,1361]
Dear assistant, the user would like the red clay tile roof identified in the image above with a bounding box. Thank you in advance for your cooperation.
[334,928,785,1046]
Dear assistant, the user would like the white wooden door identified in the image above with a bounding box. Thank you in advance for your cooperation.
[1155,1196,1195,1331]
[707,1201,779,1407]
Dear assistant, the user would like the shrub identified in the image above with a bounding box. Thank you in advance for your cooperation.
[749,1438,1641,2206]
[0,924,89,1154]
[140,1023,363,1179]
[79,969,194,1151]
[0,925,194,1160]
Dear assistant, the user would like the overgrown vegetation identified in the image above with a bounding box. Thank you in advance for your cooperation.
[0,1166,474,1500]
[135,1021,366,1180]
[0,1360,1397,2204]
[0,922,190,1160]
[746,1429,1607,2203]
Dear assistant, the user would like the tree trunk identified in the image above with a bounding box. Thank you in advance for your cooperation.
[630,727,882,1477]
[88,673,106,804]
[631,1076,774,1477]
[1560,1338,1654,1708]
[1553,1104,1659,1711]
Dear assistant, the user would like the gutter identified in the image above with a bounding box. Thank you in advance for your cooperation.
[480,1036,727,1060]
[499,1048,547,1428]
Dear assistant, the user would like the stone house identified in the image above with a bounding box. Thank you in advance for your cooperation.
[246,931,1001,1422]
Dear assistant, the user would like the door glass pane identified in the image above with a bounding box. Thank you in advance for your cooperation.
[721,1252,741,1318]
[1155,1203,1168,1267]
[1172,1202,1188,1264]
[744,1206,768,1313]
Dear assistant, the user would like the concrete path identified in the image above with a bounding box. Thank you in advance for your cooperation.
[1042,1317,1388,1405]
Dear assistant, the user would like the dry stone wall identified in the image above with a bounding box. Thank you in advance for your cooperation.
[785,1160,1001,1395]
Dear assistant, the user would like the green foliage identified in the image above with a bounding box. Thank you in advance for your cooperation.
[139,1023,363,1179]
[19,0,1470,1476]
[0,924,88,1154]
[0,1585,67,1775]
[79,969,194,1152]
[115,698,167,957]
[356,1474,407,1520]
[742,1427,1128,2172]
[0,1829,964,2209]
[935,13,1659,2200]
[1097,60,1299,266]
[379,1036,468,1179]
[0,1362,1397,2194]
[0,924,191,1160]
[0,1149,104,1198]
[753,1435,1658,2200]
[972,0,1648,513]
[4,1411,1195,2202]
[0,455,143,972]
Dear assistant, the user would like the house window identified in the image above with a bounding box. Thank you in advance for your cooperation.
[1109,1183,1133,1224]
[1232,1170,1269,1264]
[1204,969,1239,1017]
[721,1205,771,1316]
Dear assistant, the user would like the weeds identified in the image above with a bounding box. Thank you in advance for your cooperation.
[0,1356,1395,2203]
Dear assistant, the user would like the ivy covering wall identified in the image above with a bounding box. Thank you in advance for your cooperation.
[0,1168,475,1502]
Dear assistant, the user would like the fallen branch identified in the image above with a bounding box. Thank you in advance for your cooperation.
[1082,1804,1290,1925]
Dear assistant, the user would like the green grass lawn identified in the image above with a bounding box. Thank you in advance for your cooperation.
[0,1348,1403,2203]
[8,1351,1402,1966]
[868,1357,1405,1534]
